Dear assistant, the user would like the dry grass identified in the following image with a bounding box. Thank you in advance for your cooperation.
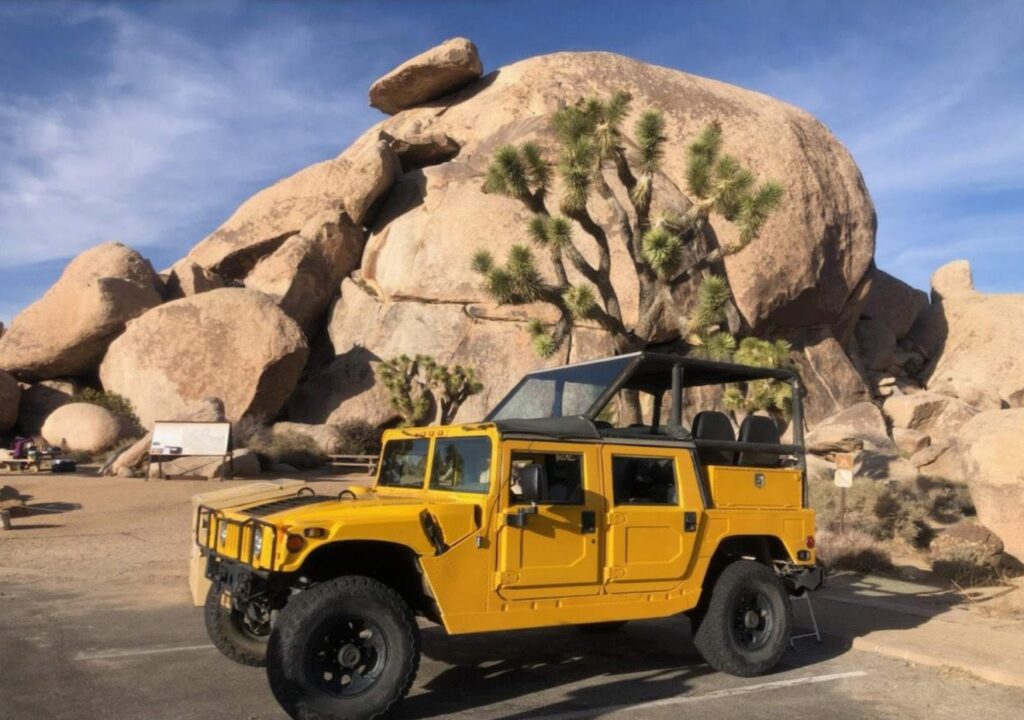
[333,420,381,455]
[815,529,894,574]
[249,430,326,469]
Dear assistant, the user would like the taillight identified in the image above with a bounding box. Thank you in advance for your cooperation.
[806,535,816,549]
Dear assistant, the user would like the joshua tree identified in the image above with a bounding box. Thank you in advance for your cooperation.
[472,92,784,359]
[687,274,793,419]
[377,354,484,426]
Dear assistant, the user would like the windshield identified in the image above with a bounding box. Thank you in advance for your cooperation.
[378,439,429,489]
[486,355,635,421]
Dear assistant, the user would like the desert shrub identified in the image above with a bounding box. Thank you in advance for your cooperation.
[333,420,381,456]
[809,475,884,535]
[815,529,893,574]
[74,388,142,436]
[250,430,326,470]
[931,541,1001,586]
[873,485,931,547]
[920,478,975,522]
[232,414,270,448]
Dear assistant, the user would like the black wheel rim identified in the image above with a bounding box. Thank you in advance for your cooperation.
[307,616,388,697]
[731,590,774,650]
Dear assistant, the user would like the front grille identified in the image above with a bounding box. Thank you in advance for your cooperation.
[242,494,333,517]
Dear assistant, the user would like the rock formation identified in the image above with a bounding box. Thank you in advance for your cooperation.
[0,243,162,380]
[99,289,307,427]
[369,37,483,115]
[0,370,19,432]
[960,409,1024,562]
[41,403,126,454]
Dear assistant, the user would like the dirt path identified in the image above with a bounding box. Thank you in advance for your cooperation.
[0,472,358,615]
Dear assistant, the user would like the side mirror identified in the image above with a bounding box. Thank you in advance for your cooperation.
[517,463,547,504]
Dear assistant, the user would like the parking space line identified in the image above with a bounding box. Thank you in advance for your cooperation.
[75,644,216,661]
[522,670,869,720]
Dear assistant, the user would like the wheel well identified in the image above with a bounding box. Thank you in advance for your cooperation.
[699,535,792,601]
[296,541,437,621]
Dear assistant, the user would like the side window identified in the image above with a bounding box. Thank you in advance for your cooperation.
[430,437,493,494]
[378,439,429,488]
[612,456,678,506]
[510,451,584,505]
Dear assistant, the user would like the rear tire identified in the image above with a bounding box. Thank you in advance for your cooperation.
[693,560,792,677]
[204,584,269,667]
[266,575,420,720]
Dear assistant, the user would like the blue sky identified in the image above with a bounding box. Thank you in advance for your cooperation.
[1,0,1022,325]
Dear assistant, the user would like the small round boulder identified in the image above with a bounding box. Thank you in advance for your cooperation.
[41,403,126,454]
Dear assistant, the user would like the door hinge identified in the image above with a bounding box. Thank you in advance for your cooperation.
[495,571,519,587]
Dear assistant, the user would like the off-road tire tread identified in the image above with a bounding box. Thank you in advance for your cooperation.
[693,560,792,677]
[266,575,420,720]
[204,583,268,667]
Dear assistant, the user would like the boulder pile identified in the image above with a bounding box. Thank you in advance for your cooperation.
[0,36,1020,543]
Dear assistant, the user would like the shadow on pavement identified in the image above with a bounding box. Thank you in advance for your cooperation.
[402,614,847,719]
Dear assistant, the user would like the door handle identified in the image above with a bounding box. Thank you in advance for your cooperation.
[580,510,596,534]
[684,511,698,533]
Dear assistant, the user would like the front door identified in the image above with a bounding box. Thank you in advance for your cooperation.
[496,442,604,600]
[602,447,700,593]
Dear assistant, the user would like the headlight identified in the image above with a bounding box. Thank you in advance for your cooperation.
[252,530,263,557]
[218,524,228,545]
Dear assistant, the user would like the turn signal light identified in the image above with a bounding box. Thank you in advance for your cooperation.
[285,534,306,553]
[806,535,816,549]
[303,527,327,539]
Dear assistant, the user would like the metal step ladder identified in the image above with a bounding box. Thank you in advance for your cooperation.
[790,592,821,646]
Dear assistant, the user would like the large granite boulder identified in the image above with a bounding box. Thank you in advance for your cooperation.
[245,212,364,332]
[913,261,1024,406]
[882,390,978,445]
[41,403,126,454]
[861,268,928,340]
[369,37,483,115]
[789,329,871,427]
[186,136,397,280]
[164,258,224,300]
[806,402,894,456]
[99,289,308,427]
[0,243,162,380]
[15,379,80,436]
[0,370,19,432]
[960,409,1024,562]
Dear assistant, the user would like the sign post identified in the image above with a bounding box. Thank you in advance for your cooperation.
[834,452,854,534]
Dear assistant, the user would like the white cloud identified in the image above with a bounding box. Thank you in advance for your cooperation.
[0,4,388,270]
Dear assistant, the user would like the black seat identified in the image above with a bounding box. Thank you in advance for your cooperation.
[692,411,736,466]
[737,415,782,468]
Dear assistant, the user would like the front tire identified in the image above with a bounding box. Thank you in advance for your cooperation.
[693,560,792,677]
[204,584,269,667]
[266,576,420,720]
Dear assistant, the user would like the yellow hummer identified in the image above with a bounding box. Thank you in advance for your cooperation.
[196,352,820,720]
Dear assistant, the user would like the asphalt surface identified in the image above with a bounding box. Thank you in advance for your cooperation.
[3,587,1023,720]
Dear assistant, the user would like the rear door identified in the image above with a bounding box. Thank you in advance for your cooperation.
[602,446,702,593]
[496,441,604,600]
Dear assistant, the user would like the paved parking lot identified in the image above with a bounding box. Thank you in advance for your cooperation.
[4,585,1024,720]
[2,474,1023,719]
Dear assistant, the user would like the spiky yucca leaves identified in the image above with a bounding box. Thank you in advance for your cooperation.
[563,284,598,319]
[474,244,544,305]
[377,354,434,426]
[722,337,795,417]
[641,226,683,277]
[630,110,667,209]
[683,120,784,253]
[378,354,484,426]
[688,274,731,335]
[525,318,558,358]
[527,214,572,249]
[484,143,550,200]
